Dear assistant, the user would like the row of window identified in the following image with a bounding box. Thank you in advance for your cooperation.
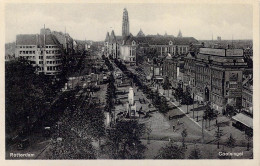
[46,45,59,48]
[19,46,36,48]
[47,66,60,71]
[46,50,61,54]
[46,60,62,64]
[19,50,36,54]
[242,93,252,103]
[211,94,223,105]
[21,55,35,60]
[211,86,222,95]
[46,55,61,59]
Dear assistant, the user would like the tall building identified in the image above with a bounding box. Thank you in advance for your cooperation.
[183,48,248,112]
[122,8,130,37]
[15,29,63,75]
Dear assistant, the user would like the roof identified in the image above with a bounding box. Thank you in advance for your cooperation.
[136,29,145,37]
[122,35,198,46]
[232,113,253,129]
[16,34,60,46]
[16,34,37,45]
[174,37,198,45]
[52,31,73,45]
[105,32,110,42]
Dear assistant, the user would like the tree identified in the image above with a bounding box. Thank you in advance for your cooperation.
[204,103,215,129]
[225,104,236,117]
[158,97,170,114]
[162,76,171,97]
[5,60,53,134]
[214,126,223,149]
[173,83,183,105]
[182,90,193,114]
[102,120,146,159]
[155,142,186,159]
[225,134,236,155]
[245,131,253,151]
[188,146,202,159]
[181,129,188,147]
[47,122,96,159]
[153,90,161,107]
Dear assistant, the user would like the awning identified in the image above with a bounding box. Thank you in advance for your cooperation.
[232,113,253,129]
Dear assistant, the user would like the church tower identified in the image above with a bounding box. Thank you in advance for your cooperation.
[177,30,182,38]
[122,8,130,37]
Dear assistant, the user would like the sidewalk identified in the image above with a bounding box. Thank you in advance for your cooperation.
[154,87,249,143]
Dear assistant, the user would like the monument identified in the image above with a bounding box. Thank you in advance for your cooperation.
[126,87,137,117]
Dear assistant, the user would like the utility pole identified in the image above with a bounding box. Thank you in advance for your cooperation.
[202,118,204,143]
[192,94,195,119]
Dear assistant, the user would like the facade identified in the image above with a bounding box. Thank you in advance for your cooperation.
[122,8,130,37]
[15,32,63,75]
[52,31,74,55]
[120,35,198,66]
[184,48,248,112]
[136,29,145,37]
[120,35,136,65]
[162,54,178,88]
[104,30,122,59]
[242,70,253,115]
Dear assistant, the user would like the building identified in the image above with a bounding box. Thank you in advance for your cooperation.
[15,30,63,75]
[177,30,183,38]
[136,29,145,37]
[122,8,130,37]
[162,53,178,89]
[120,34,136,65]
[104,30,122,59]
[184,48,248,112]
[104,8,198,66]
[242,69,253,115]
[51,31,74,55]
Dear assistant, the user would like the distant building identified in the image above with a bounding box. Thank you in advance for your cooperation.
[122,8,130,37]
[52,31,74,55]
[104,30,122,59]
[120,35,136,65]
[162,53,178,88]
[15,30,63,75]
[217,36,221,42]
[104,8,198,66]
[177,30,182,38]
[136,29,145,37]
[184,48,248,112]
[242,69,253,115]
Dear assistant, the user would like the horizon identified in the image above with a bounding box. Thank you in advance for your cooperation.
[5,3,253,43]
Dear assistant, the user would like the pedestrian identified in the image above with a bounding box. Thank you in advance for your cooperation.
[172,125,175,131]
[216,119,218,125]
[177,120,180,125]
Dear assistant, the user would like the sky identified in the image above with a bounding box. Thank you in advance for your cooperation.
[5,3,253,43]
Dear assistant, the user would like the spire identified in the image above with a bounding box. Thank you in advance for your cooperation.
[105,32,110,42]
[111,30,116,43]
[177,30,182,38]
[136,28,145,37]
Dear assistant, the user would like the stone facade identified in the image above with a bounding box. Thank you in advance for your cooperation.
[184,48,247,111]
